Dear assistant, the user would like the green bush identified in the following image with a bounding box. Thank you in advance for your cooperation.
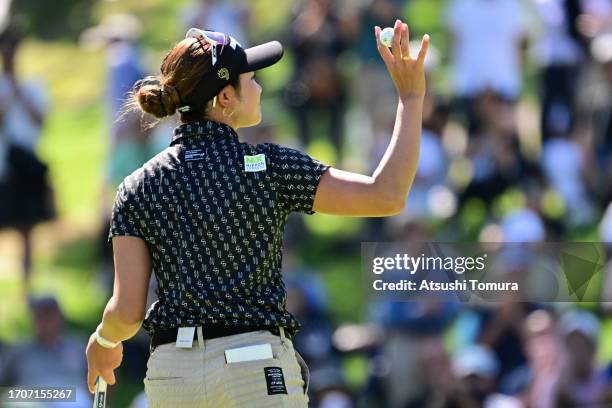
[13,0,97,40]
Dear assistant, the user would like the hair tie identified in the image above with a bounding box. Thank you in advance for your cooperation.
[162,84,182,108]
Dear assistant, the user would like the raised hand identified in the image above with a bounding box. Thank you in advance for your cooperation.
[375,19,430,100]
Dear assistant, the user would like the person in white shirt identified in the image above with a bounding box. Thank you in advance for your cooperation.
[541,135,596,226]
[445,0,528,133]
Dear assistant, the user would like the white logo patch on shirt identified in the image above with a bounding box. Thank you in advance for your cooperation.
[244,154,267,172]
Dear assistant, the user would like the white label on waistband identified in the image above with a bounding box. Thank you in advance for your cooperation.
[176,327,195,348]
[225,343,273,363]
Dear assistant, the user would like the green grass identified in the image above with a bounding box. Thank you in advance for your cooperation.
[0,278,31,341]
[40,106,107,221]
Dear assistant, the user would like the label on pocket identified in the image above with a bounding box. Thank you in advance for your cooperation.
[176,327,195,348]
[264,367,287,395]
[224,343,273,363]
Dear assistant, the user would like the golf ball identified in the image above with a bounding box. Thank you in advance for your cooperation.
[379,27,394,48]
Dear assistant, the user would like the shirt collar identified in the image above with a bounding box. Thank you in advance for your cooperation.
[171,120,239,146]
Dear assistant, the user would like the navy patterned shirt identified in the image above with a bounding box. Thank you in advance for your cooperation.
[108,120,329,336]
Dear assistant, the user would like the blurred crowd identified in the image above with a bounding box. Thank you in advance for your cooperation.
[2,0,612,406]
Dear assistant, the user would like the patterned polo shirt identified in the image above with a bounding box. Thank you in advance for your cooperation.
[108,119,329,336]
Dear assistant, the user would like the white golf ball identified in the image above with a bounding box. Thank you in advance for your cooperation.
[379,27,394,48]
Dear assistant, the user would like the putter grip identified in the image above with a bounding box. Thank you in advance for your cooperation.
[93,377,107,408]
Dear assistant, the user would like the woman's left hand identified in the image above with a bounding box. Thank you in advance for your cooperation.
[85,332,123,393]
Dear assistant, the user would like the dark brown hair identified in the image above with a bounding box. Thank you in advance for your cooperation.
[126,36,240,123]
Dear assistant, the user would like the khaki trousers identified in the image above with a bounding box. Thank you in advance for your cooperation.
[144,329,310,407]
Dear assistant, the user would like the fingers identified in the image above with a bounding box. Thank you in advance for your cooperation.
[100,369,117,386]
[376,20,429,68]
[417,34,430,66]
[401,23,410,60]
[87,369,116,394]
[374,26,393,63]
[391,19,402,61]
[87,369,98,394]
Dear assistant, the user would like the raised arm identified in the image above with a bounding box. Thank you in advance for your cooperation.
[312,19,429,217]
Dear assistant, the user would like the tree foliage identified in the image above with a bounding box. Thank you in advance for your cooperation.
[12,0,97,40]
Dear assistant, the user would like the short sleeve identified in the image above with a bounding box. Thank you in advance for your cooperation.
[107,181,144,244]
[269,144,329,214]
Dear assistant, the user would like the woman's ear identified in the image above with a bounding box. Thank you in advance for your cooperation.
[217,85,237,108]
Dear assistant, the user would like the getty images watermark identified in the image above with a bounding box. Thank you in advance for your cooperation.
[362,243,610,303]
[372,252,499,291]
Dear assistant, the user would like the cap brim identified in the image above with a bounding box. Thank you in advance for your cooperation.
[243,41,283,72]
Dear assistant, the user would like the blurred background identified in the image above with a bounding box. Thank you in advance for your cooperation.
[1,0,612,406]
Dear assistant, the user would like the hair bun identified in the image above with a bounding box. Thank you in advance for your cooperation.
[161,84,182,113]
[135,78,182,118]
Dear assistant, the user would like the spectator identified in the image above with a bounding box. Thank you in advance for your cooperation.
[0,296,91,407]
[514,309,564,407]
[81,14,162,283]
[451,345,515,407]
[81,14,145,121]
[284,0,351,164]
[541,131,596,226]
[79,14,154,188]
[373,283,459,406]
[589,32,612,206]
[416,341,511,407]
[182,0,250,46]
[285,272,349,405]
[0,24,54,293]
[285,274,337,368]
[445,0,528,134]
[556,310,612,406]
[476,299,536,384]
[461,91,538,204]
[531,0,585,141]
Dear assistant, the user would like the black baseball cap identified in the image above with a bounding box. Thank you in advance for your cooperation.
[178,28,284,113]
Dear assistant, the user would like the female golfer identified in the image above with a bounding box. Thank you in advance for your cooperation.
[86,18,428,407]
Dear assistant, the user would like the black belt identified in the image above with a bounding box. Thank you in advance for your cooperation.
[150,325,287,352]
